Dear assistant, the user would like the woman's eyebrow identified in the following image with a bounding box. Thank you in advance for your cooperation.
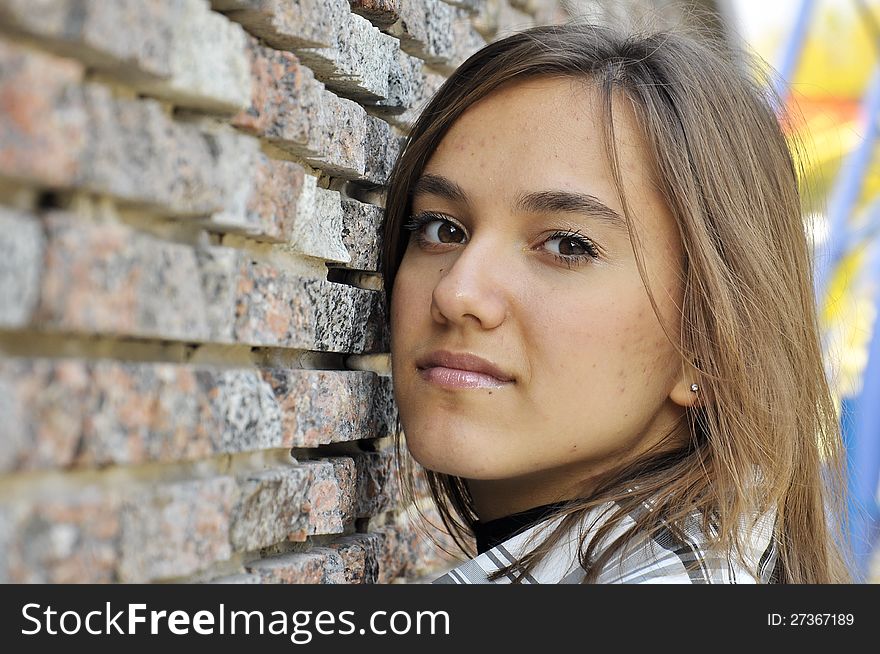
[514,190,627,233]
[411,174,627,234]
[410,174,469,205]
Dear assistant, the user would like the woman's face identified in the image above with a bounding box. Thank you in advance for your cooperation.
[390,77,696,518]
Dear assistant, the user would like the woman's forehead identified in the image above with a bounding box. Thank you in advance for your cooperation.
[427,77,652,184]
[422,80,661,216]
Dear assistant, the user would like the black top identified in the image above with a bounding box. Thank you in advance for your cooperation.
[473,502,570,554]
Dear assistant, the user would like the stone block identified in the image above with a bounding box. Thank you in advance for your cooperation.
[349,0,401,28]
[381,66,446,131]
[284,183,351,263]
[388,0,486,72]
[326,532,382,583]
[301,458,356,536]
[0,0,173,79]
[0,0,250,113]
[0,359,87,471]
[245,549,336,583]
[296,11,398,103]
[37,212,212,341]
[0,38,87,188]
[230,465,312,550]
[119,476,236,582]
[79,86,257,215]
[233,37,399,183]
[0,207,44,328]
[234,259,386,352]
[0,358,291,472]
[260,369,394,447]
[223,0,349,50]
[354,449,399,517]
[208,155,308,243]
[0,490,120,583]
[339,198,384,271]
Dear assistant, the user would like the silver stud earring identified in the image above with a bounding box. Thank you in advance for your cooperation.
[690,383,699,393]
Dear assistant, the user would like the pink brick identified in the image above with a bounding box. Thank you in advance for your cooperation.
[0,38,87,187]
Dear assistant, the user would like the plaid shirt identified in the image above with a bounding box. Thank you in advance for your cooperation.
[433,499,779,584]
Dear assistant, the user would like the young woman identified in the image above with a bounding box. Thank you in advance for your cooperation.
[381,24,852,583]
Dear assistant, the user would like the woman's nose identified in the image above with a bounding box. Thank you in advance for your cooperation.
[430,238,508,330]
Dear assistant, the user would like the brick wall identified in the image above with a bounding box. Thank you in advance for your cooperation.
[0,0,577,584]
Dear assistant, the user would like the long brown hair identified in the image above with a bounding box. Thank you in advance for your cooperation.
[382,23,852,583]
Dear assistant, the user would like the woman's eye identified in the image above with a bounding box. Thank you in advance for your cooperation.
[543,232,599,260]
[426,219,466,244]
[404,213,467,246]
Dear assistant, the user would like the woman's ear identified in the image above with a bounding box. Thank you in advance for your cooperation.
[669,360,710,408]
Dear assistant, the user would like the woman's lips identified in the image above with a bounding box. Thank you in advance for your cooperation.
[419,366,512,389]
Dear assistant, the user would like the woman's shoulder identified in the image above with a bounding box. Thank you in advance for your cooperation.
[585,504,779,584]
[433,500,779,585]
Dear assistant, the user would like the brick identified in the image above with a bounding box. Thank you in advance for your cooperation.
[80,364,283,465]
[261,370,393,447]
[141,0,251,113]
[233,37,399,183]
[245,549,338,584]
[0,39,257,212]
[387,0,486,73]
[313,546,348,583]
[354,450,399,517]
[0,491,121,583]
[38,212,212,341]
[0,39,87,188]
[18,212,384,351]
[301,458,356,536]
[379,49,425,116]
[230,465,312,551]
[0,359,89,471]
[0,0,250,113]
[194,246,240,341]
[208,156,308,242]
[119,477,236,582]
[373,522,408,582]
[374,509,461,582]
[223,0,349,49]
[349,0,401,28]
[296,12,398,104]
[0,207,43,328]
[326,533,381,583]
[0,359,288,472]
[286,184,351,263]
[339,198,384,271]
[381,66,446,131]
[79,86,257,215]
[234,259,387,352]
